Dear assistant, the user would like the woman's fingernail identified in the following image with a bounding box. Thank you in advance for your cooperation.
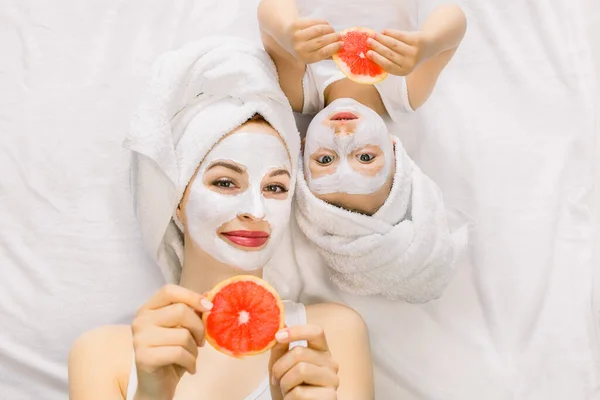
[200,298,213,310]
[275,330,289,341]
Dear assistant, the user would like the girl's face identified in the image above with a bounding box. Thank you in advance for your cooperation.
[303,98,395,215]
[178,122,292,271]
[304,98,394,196]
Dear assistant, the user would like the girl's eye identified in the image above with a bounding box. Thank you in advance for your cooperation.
[264,184,289,193]
[316,155,334,165]
[213,179,236,189]
[357,153,375,163]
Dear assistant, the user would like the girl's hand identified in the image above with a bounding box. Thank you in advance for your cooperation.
[131,284,213,400]
[269,325,339,400]
[367,30,435,76]
[285,19,342,64]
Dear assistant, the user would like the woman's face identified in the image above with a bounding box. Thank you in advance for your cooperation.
[178,121,292,271]
[303,98,394,214]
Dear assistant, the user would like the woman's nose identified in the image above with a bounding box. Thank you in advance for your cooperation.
[238,190,266,221]
[238,213,264,222]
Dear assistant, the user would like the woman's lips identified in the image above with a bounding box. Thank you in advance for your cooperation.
[220,230,270,248]
[330,111,358,121]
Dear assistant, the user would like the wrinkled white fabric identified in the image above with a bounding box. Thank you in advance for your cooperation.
[123,36,300,284]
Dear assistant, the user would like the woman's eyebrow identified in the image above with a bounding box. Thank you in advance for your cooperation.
[268,168,291,178]
[206,161,244,174]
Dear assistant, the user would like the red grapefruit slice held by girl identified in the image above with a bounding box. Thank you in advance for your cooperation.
[333,27,388,85]
[202,275,285,358]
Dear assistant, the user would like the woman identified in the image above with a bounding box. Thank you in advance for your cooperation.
[68,37,373,400]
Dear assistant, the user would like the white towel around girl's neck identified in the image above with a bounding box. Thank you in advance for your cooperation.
[295,137,467,302]
[122,36,300,284]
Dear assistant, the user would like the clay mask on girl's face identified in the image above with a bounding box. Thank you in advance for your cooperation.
[304,98,393,195]
[184,131,292,271]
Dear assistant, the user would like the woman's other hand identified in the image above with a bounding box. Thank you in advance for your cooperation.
[131,284,213,400]
[285,19,342,64]
[269,324,339,400]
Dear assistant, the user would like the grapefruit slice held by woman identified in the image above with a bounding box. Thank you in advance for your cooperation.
[333,27,388,85]
[202,275,285,358]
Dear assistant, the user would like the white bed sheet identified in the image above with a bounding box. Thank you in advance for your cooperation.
[0,0,597,398]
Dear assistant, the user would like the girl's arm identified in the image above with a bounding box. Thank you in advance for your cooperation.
[258,0,305,112]
[367,4,467,109]
[68,325,131,400]
[257,0,341,112]
[406,4,467,108]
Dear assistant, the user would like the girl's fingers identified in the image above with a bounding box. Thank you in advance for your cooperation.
[366,51,401,74]
[140,284,213,314]
[296,24,335,42]
[372,33,413,56]
[279,362,339,395]
[381,29,419,45]
[314,41,342,60]
[135,345,198,375]
[134,327,199,359]
[271,346,338,383]
[304,32,341,52]
[367,38,403,64]
[144,303,206,346]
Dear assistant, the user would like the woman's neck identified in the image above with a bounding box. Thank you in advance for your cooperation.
[179,235,262,295]
[324,78,388,115]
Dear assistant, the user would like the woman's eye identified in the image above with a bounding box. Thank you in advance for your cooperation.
[264,184,288,193]
[357,153,375,163]
[213,179,236,189]
[316,155,334,165]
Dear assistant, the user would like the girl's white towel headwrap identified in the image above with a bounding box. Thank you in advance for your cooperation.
[295,137,467,302]
[123,37,300,284]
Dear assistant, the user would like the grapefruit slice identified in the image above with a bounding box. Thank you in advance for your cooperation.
[202,275,285,358]
[333,27,388,85]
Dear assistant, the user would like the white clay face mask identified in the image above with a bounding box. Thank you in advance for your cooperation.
[304,98,394,195]
[184,132,291,271]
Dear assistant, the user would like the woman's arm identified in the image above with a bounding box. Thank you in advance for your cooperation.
[68,325,132,400]
[307,303,374,399]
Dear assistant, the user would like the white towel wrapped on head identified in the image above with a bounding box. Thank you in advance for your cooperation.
[123,36,300,284]
[295,136,467,302]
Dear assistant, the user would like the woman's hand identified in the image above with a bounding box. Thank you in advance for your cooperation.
[269,325,339,400]
[131,284,213,400]
[366,30,435,76]
[284,19,342,64]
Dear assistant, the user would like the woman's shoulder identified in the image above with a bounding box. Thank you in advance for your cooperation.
[305,302,368,335]
[69,325,133,395]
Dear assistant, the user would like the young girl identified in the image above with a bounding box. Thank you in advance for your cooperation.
[258,0,466,213]
[68,38,373,400]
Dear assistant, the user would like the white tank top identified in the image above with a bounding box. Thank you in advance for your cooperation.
[297,0,418,122]
[125,301,307,400]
